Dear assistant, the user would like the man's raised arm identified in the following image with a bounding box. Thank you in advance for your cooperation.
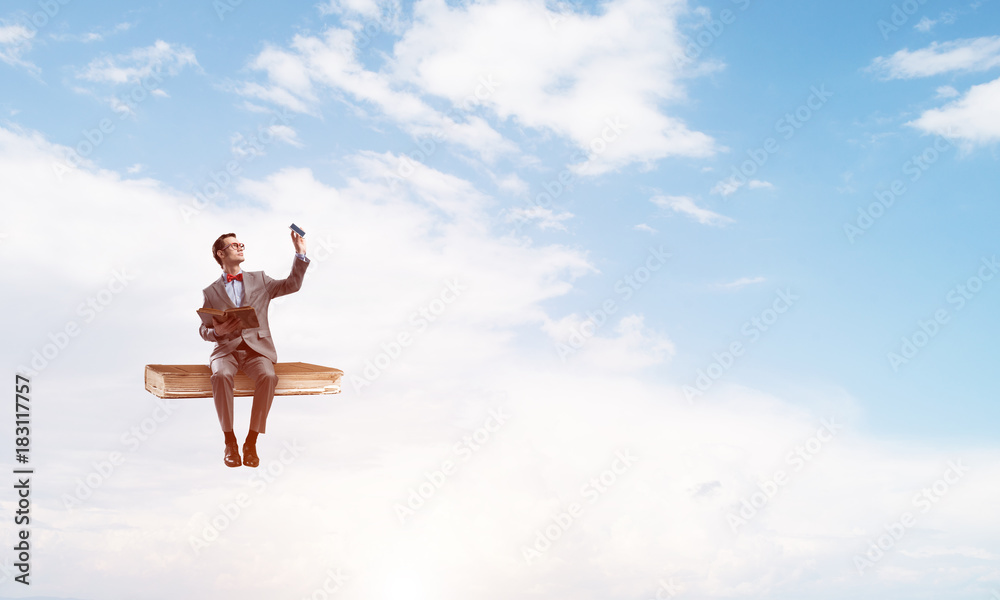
[264,231,310,298]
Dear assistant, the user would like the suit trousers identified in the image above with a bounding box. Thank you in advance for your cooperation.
[210,343,278,434]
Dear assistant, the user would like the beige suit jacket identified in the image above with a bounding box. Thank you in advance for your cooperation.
[199,256,309,363]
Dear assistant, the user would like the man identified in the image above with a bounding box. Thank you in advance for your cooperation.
[200,231,309,467]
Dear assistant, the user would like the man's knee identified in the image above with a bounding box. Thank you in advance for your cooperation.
[252,361,278,387]
[211,361,235,383]
[260,370,278,388]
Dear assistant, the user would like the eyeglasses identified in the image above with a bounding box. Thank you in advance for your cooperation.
[223,243,245,251]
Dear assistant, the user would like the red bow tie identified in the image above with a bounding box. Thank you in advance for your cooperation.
[226,273,243,283]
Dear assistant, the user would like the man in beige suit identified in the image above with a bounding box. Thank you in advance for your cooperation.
[200,231,308,467]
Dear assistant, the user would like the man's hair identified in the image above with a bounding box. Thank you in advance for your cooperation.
[212,233,237,267]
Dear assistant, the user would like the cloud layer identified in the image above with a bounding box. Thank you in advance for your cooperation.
[3,119,1000,599]
[239,0,717,174]
[869,36,1000,80]
[909,76,1000,143]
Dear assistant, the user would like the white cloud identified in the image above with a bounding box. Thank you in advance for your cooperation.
[77,39,198,84]
[5,125,1000,599]
[503,205,574,231]
[651,194,732,226]
[239,27,517,163]
[0,22,38,74]
[936,85,960,98]
[869,36,1000,79]
[914,16,937,32]
[908,76,1000,144]
[901,545,999,559]
[241,0,720,173]
[711,176,773,197]
[940,9,959,24]
[50,22,132,44]
[268,124,303,147]
[836,171,856,194]
[321,0,400,21]
[711,176,742,197]
[717,276,765,290]
[634,223,657,234]
[51,31,104,42]
[494,172,529,196]
[543,312,675,371]
[240,101,272,113]
[0,23,31,45]
[391,0,717,174]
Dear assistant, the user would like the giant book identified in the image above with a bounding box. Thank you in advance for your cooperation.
[144,362,343,399]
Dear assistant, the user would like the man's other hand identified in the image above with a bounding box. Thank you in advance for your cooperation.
[291,230,306,254]
[213,315,241,336]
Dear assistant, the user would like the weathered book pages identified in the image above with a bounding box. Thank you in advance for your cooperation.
[145,362,343,398]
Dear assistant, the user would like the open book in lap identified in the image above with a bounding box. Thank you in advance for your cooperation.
[196,306,260,330]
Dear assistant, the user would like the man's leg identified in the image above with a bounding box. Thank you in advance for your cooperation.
[239,352,278,468]
[211,352,241,467]
[240,354,279,434]
[210,353,239,433]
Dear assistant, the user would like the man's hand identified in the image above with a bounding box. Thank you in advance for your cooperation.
[213,315,241,337]
[291,230,306,254]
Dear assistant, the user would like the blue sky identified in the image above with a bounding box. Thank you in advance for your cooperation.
[2,0,1000,598]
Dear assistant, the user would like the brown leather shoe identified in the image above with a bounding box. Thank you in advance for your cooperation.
[224,441,242,468]
[242,442,259,468]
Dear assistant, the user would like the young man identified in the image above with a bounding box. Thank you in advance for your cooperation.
[200,231,309,467]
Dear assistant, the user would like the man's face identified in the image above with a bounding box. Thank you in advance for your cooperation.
[218,237,245,266]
